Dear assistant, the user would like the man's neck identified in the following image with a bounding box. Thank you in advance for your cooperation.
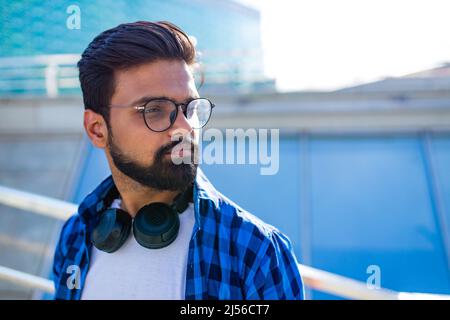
[110,168,178,218]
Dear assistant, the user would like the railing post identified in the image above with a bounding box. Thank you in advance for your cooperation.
[45,62,58,98]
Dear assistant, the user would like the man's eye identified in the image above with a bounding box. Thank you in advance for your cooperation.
[144,107,162,113]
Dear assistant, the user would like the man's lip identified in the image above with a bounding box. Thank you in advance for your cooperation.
[164,147,192,159]
[165,144,192,153]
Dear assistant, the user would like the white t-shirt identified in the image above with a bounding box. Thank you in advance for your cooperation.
[81,198,195,300]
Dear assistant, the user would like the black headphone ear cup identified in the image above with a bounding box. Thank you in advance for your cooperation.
[92,208,132,253]
[133,203,180,249]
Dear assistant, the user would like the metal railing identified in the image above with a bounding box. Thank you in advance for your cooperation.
[0,184,449,300]
[0,54,80,98]
[0,53,271,98]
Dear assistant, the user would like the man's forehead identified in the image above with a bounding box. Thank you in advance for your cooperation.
[112,60,197,105]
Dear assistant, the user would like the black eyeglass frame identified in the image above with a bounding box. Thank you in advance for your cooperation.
[110,97,215,133]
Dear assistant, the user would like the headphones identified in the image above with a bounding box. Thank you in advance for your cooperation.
[91,184,193,253]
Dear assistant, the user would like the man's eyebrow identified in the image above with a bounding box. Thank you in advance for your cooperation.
[129,95,198,107]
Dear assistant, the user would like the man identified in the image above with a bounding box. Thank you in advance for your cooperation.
[52,21,304,300]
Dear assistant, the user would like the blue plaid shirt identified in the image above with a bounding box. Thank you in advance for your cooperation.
[52,169,304,300]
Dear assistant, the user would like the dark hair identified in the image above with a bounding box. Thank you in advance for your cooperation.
[78,21,197,123]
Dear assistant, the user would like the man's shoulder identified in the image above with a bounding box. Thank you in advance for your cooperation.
[52,212,86,293]
[207,191,299,285]
[56,213,86,255]
[57,174,115,251]
[208,190,292,258]
[216,193,277,237]
[197,170,271,231]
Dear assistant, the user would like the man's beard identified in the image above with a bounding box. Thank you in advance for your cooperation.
[108,133,198,192]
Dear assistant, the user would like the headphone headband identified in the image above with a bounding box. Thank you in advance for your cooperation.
[171,184,194,213]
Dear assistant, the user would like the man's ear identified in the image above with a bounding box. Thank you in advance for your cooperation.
[84,109,108,148]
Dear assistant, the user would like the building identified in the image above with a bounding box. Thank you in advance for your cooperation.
[0,0,274,96]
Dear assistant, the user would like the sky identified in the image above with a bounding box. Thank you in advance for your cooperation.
[237,0,450,92]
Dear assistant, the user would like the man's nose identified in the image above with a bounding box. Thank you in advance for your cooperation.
[168,105,193,138]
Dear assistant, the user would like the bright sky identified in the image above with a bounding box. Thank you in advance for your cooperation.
[238,0,450,92]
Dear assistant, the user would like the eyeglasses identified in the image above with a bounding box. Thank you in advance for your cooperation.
[111,97,215,132]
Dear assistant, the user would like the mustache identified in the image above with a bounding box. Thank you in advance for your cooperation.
[156,138,197,158]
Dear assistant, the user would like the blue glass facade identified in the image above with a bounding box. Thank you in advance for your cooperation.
[1,0,261,54]
[0,1,263,71]
[1,0,271,95]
